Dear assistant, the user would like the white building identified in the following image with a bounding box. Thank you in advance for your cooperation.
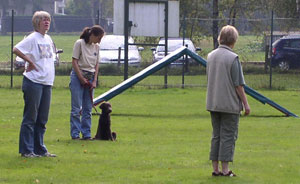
[54,0,66,15]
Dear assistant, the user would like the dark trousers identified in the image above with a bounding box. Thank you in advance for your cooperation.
[209,111,239,162]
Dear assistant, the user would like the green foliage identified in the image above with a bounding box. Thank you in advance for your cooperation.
[0,87,299,183]
[65,0,93,16]
[53,63,207,77]
[32,0,45,12]
[65,0,113,18]
[55,63,73,76]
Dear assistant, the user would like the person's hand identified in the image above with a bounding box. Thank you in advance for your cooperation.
[91,80,97,90]
[79,77,88,85]
[244,103,250,116]
[26,61,38,72]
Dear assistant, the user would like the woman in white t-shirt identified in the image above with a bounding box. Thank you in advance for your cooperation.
[70,25,104,140]
[13,11,56,158]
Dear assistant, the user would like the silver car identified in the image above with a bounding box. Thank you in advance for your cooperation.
[14,49,62,70]
[151,38,201,65]
[99,35,143,66]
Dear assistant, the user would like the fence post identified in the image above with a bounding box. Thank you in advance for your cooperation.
[181,55,186,89]
[96,10,100,25]
[264,44,269,73]
[182,11,186,89]
[164,1,169,89]
[118,47,121,67]
[269,10,274,89]
[10,9,14,88]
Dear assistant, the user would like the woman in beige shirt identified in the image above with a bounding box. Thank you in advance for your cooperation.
[69,25,104,140]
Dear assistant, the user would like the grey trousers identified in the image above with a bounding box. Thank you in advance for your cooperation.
[209,111,239,162]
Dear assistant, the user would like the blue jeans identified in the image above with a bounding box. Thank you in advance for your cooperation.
[69,70,94,139]
[19,77,51,155]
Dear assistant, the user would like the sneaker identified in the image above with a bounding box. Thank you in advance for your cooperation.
[21,153,41,158]
[81,137,93,141]
[72,137,80,140]
[40,152,57,157]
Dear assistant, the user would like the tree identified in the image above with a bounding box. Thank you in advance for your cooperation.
[0,0,9,35]
[33,0,46,13]
[297,0,300,17]
[179,0,211,39]
[65,0,113,18]
[212,0,219,49]
[65,0,93,16]
[227,0,238,26]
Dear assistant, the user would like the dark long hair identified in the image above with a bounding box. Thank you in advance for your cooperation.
[80,25,105,43]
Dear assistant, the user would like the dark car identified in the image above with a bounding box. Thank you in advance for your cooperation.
[271,35,300,71]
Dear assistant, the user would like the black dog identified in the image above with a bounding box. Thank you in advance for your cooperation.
[94,102,116,141]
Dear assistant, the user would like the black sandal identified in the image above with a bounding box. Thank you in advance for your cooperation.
[212,172,222,176]
[222,170,236,177]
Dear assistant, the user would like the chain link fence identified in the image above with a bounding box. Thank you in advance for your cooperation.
[1,16,300,90]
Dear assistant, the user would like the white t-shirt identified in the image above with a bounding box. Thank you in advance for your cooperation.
[72,39,99,72]
[15,32,55,86]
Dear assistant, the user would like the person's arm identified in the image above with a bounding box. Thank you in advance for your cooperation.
[72,58,88,85]
[13,47,38,72]
[231,57,250,115]
[235,85,250,116]
[91,44,100,89]
[91,62,99,89]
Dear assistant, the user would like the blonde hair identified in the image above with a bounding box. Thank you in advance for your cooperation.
[32,11,51,31]
[218,25,239,46]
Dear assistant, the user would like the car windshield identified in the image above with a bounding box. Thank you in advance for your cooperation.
[157,39,195,52]
[100,36,137,50]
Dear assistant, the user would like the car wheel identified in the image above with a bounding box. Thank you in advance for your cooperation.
[278,60,290,71]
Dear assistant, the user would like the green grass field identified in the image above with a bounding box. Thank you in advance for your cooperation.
[0,34,265,63]
[0,34,78,63]
[0,76,299,183]
[198,35,265,62]
[1,73,300,91]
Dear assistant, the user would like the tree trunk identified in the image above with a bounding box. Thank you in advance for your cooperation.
[228,7,233,25]
[91,0,96,25]
[297,0,300,17]
[190,1,199,39]
[232,0,238,26]
[1,0,9,35]
[228,0,238,26]
[212,0,219,49]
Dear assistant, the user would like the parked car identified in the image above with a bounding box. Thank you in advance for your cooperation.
[14,36,63,70]
[151,38,201,65]
[14,48,62,70]
[99,35,143,66]
[271,35,300,71]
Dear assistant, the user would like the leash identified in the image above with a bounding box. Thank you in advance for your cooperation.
[82,81,98,114]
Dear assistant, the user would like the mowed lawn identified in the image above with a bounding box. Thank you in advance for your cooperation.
[0,83,299,184]
[0,34,265,63]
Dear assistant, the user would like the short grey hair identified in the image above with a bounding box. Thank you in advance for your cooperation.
[32,11,51,31]
[218,25,239,46]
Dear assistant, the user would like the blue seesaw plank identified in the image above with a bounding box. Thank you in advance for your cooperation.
[93,46,298,118]
[93,47,187,105]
